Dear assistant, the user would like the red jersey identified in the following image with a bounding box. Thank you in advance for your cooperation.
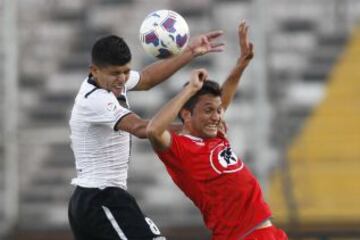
[156,131,272,240]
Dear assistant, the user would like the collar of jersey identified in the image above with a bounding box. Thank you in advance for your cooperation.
[180,134,204,142]
[87,73,129,107]
[87,73,128,97]
[180,131,226,142]
[87,73,101,88]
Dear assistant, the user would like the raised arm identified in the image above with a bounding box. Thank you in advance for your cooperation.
[221,21,254,111]
[134,31,224,91]
[146,69,208,150]
[115,114,183,139]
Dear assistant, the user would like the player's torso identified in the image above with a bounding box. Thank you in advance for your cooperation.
[69,79,131,189]
[173,134,251,212]
[173,134,270,236]
[179,134,244,180]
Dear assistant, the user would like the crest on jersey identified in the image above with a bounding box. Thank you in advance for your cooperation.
[210,143,244,174]
[106,102,117,112]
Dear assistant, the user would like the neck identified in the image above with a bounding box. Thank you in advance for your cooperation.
[180,128,193,136]
[180,130,204,142]
[180,124,195,135]
[180,128,206,140]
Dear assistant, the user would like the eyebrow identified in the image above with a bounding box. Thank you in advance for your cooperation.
[202,102,222,108]
[110,69,130,74]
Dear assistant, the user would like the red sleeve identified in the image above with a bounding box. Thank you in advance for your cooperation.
[156,131,185,168]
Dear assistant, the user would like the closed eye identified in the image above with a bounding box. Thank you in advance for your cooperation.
[204,108,213,114]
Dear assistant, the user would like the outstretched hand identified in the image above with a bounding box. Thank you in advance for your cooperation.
[187,31,225,57]
[238,21,254,67]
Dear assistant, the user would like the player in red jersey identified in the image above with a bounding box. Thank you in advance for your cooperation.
[146,22,288,240]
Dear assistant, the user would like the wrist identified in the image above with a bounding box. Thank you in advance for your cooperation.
[236,58,249,69]
[184,84,198,95]
[185,44,197,58]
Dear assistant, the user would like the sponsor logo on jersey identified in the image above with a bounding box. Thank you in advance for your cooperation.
[209,143,244,174]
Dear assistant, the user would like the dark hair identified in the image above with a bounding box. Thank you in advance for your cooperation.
[178,80,222,122]
[91,35,131,67]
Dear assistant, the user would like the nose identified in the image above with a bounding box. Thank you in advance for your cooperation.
[116,73,126,83]
[211,111,221,122]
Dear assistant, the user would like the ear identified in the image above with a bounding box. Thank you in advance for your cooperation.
[180,109,192,123]
[90,64,98,76]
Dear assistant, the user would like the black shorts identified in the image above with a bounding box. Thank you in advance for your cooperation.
[68,186,166,240]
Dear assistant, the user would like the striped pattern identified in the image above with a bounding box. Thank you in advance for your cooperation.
[102,206,128,240]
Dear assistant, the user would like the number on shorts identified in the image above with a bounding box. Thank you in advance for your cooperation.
[145,217,161,235]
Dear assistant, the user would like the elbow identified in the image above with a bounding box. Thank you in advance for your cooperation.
[134,132,147,139]
[146,125,156,138]
[132,121,148,139]
[131,129,147,139]
[146,124,160,141]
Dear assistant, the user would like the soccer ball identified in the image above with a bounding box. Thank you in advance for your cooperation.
[139,10,190,59]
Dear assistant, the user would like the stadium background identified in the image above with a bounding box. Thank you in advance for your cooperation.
[1,0,360,239]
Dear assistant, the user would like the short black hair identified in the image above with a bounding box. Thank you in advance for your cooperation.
[91,35,131,67]
[178,80,222,122]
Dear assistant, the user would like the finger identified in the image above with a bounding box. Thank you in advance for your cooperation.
[210,42,225,49]
[203,35,210,46]
[239,22,245,31]
[239,21,246,32]
[208,45,225,53]
[245,24,249,31]
[245,42,254,60]
[205,30,224,40]
[244,25,249,37]
[244,27,250,47]
[249,42,254,52]
[199,73,207,82]
[240,25,248,37]
[239,24,250,48]
[202,70,209,81]
[198,71,205,80]
[198,68,207,78]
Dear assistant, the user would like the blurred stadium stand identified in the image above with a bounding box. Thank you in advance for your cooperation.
[1,0,360,239]
[0,17,4,232]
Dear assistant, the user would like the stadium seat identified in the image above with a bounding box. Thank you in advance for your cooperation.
[270,26,360,225]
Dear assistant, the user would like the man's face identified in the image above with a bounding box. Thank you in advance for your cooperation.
[184,94,223,138]
[91,63,131,97]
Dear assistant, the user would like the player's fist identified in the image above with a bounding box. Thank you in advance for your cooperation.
[189,68,208,91]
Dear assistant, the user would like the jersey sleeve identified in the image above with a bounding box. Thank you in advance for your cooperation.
[156,132,186,168]
[125,70,140,91]
[85,91,132,129]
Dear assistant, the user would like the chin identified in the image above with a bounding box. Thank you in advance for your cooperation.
[203,131,217,138]
[112,89,123,97]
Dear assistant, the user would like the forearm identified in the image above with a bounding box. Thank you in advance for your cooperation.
[147,86,194,136]
[115,114,149,139]
[134,121,182,138]
[221,59,248,111]
[132,121,148,139]
[221,21,253,111]
[168,122,183,133]
[138,47,195,90]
